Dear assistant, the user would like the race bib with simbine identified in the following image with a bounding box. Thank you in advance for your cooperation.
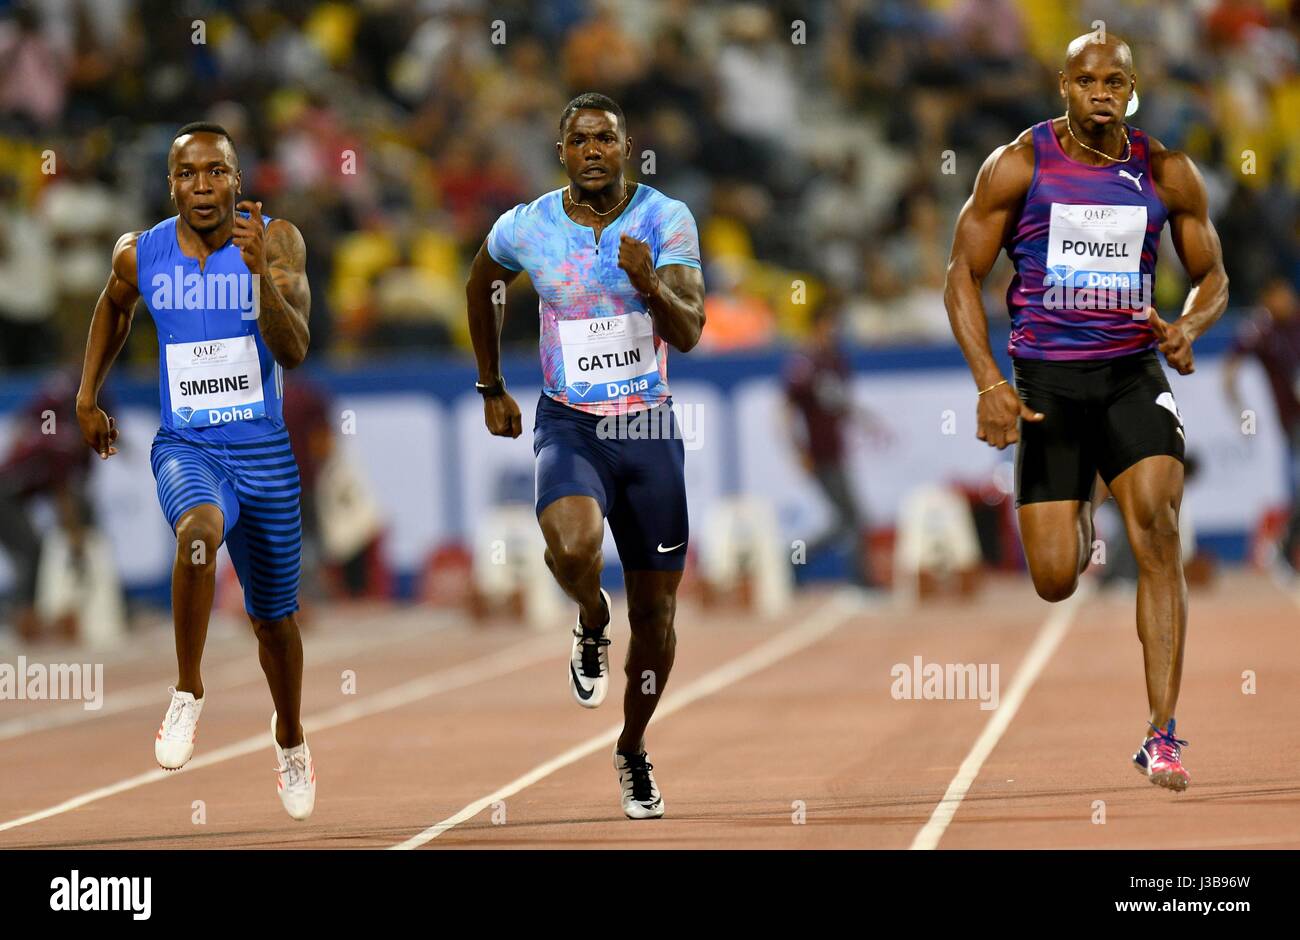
[165,334,265,427]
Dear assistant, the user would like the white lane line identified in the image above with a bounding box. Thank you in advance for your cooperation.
[1,609,276,669]
[0,611,459,742]
[390,591,866,849]
[0,633,560,835]
[0,609,381,722]
[909,586,1088,850]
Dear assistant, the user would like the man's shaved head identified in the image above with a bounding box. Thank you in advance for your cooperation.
[1064,32,1133,73]
[1058,29,1138,136]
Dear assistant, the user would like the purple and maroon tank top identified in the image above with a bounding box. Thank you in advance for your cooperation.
[1006,119,1168,360]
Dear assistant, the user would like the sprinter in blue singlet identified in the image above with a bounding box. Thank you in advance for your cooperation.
[75,123,317,820]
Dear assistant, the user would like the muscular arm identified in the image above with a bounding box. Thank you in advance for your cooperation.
[943,138,1033,391]
[77,233,140,402]
[466,241,524,438]
[642,263,706,353]
[75,232,142,456]
[1152,147,1229,343]
[616,231,705,353]
[465,241,521,384]
[255,217,311,369]
[944,135,1044,449]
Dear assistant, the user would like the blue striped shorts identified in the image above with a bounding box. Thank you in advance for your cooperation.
[150,425,302,620]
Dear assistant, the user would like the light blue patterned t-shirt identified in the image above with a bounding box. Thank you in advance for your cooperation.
[487,182,701,415]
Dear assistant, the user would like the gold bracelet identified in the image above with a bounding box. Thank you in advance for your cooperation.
[977,379,1008,396]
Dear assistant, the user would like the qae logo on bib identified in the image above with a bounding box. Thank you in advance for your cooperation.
[1045,203,1146,288]
[191,341,228,361]
[586,318,626,337]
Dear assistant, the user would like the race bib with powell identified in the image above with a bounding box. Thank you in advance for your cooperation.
[557,313,661,404]
[165,334,266,427]
[1046,203,1147,289]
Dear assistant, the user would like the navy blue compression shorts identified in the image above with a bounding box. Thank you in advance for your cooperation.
[533,393,688,572]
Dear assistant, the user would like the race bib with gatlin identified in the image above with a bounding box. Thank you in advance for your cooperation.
[557,313,661,404]
[165,334,266,428]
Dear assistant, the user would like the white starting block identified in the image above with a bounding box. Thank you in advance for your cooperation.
[699,496,792,617]
[35,527,126,648]
[893,484,982,604]
[471,505,566,630]
[317,449,386,565]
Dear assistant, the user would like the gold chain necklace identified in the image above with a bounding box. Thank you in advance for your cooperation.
[564,182,628,218]
[1064,115,1131,163]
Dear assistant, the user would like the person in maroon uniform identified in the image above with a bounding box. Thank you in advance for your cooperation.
[0,370,93,640]
[785,300,872,585]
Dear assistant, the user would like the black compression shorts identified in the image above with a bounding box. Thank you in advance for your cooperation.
[1012,350,1186,507]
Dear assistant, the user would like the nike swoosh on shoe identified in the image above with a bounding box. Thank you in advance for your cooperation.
[570,663,595,700]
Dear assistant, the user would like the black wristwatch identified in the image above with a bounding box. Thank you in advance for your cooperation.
[475,377,506,398]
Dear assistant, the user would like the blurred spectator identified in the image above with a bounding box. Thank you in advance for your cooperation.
[0,3,69,128]
[698,258,778,351]
[282,375,388,601]
[877,186,950,340]
[282,375,332,610]
[0,369,96,641]
[1224,277,1300,573]
[0,0,1290,368]
[38,142,125,362]
[1205,0,1272,50]
[0,172,57,367]
[562,0,645,94]
[784,297,881,585]
[716,5,798,145]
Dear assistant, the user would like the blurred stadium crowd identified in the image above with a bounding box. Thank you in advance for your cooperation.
[0,0,1297,373]
[0,0,1298,641]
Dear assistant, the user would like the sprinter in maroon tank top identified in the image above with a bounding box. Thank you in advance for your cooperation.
[943,32,1229,791]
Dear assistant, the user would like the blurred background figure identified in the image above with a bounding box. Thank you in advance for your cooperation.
[784,295,888,587]
[282,376,388,610]
[281,375,334,616]
[0,368,122,644]
[1224,277,1300,578]
[0,170,56,369]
